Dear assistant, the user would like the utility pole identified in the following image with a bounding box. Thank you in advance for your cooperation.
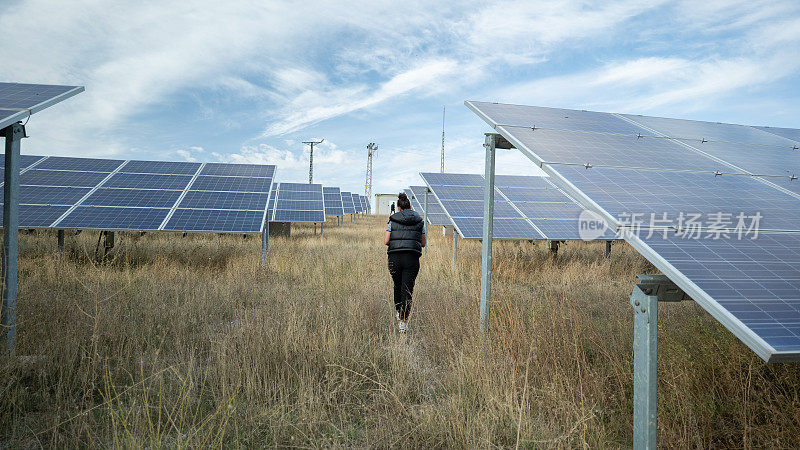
[441,105,446,173]
[365,143,378,201]
[303,139,324,184]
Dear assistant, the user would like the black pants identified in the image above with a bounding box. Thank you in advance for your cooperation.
[388,251,420,320]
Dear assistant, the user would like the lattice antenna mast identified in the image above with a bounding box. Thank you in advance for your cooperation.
[303,139,324,184]
[365,143,378,200]
[441,105,446,173]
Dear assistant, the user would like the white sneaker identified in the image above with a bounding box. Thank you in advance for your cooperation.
[398,320,407,333]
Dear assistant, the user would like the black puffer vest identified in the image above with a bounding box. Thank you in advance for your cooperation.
[387,210,424,255]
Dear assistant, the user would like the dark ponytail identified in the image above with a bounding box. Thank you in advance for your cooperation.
[397,192,411,210]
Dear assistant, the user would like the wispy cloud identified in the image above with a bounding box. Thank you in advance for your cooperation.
[261,60,460,136]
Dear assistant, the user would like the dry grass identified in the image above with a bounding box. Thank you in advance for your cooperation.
[0,215,799,447]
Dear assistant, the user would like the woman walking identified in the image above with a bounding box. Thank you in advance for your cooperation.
[384,192,426,333]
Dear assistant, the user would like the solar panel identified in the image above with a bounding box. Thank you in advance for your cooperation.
[0,205,71,227]
[164,209,265,232]
[323,187,344,216]
[83,189,183,208]
[0,154,46,169]
[102,173,192,190]
[755,126,800,143]
[0,186,90,205]
[408,185,454,226]
[121,160,201,175]
[189,175,271,192]
[0,82,84,130]
[1,155,274,233]
[467,100,800,361]
[58,206,170,230]
[22,169,110,188]
[200,163,274,178]
[36,156,124,172]
[271,182,325,222]
[641,233,800,353]
[178,191,268,211]
[341,191,356,214]
[420,174,540,240]
[348,193,359,213]
[420,172,608,240]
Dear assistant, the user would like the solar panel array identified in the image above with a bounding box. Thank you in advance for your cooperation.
[341,191,356,214]
[0,82,84,130]
[323,187,344,216]
[351,193,363,213]
[0,155,275,233]
[467,100,800,362]
[270,182,325,222]
[407,186,451,226]
[420,172,613,240]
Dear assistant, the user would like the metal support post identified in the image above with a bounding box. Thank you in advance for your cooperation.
[480,133,497,332]
[451,228,457,270]
[549,240,559,256]
[630,275,689,449]
[103,231,115,258]
[605,240,613,259]
[2,122,24,354]
[423,189,429,257]
[314,223,316,235]
[321,221,324,238]
[261,223,267,266]
[57,229,65,255]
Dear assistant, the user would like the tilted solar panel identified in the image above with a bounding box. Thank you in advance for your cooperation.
[755,126,800,143]
[272,182,325,222]
[420,172,609,240]
[323,187,344,216]
[467,100,800,361]
[0,155,274,233]
[341,191,356,214]
[0,82,84,130]
[420,174,540,240]
[408,185,451,226]
[351,193,363,213]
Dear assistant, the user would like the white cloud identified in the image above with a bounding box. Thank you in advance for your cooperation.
[261,59,460,136]
[175,146,204,162]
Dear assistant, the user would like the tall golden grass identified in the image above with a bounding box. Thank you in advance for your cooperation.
[0,215,798,447]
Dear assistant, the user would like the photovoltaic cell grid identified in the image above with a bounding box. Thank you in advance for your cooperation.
[467,100,800,362]
[323,187,344,216]
[351,193,363,213]
[407,186,451,226]
[0,155,275,233]
[341,191,356,214]
[421,172,613,240]
[271,183,325,222]
[0,82,84,130]
[421,173,539,240]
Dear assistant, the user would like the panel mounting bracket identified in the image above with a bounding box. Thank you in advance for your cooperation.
[629,274,690,449]
[485,133,515,150]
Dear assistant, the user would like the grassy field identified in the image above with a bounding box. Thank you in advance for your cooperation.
[0,214,799,447]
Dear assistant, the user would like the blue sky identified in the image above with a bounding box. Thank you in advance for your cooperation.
[3,0,800,200]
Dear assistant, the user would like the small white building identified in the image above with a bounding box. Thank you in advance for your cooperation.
[375,193,398,215]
